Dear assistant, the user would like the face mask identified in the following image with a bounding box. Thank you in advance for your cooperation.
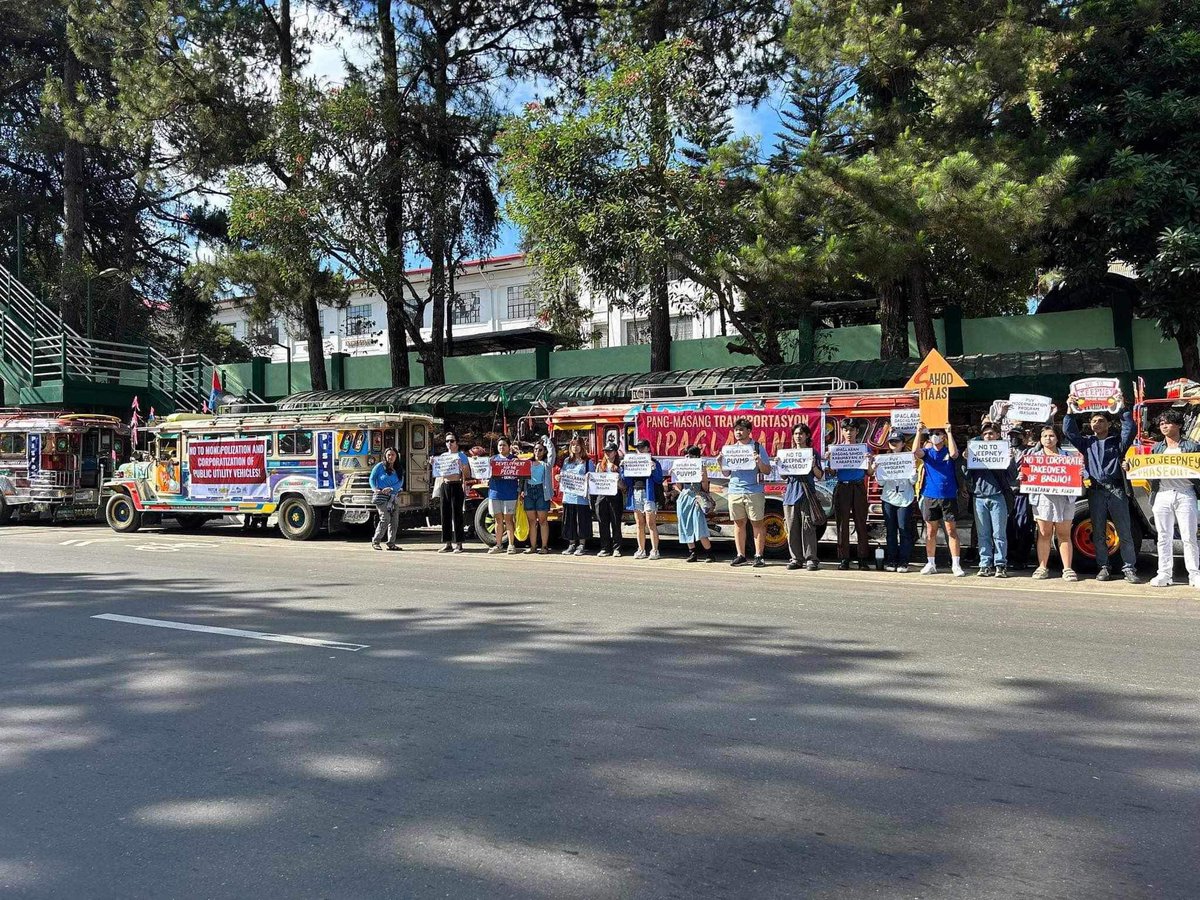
[930,434,944,446]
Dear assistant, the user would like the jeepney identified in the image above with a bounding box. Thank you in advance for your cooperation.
[0,411,128,523]
[469,378,921,554]
[102,409,437,540]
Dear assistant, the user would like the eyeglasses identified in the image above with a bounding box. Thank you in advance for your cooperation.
[446,438,457,443]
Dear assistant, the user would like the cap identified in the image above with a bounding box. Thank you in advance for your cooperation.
[634,439,651,450]
[603,442,620,452]
[887,432,904,443]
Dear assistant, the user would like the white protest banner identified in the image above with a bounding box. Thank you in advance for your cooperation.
[468,456,492,481]
[776,448,814,476]
[1007,393,1053,423]
[588,471,619,496]
[890,409,920,434]
[720,443,758,471]
[967,440,1013,471]
[670,458,704,483]
[559,471,588,496]
[873,451,915,482]
[829,443,869,470]
[431,453,462,478]
[621,453,653,478]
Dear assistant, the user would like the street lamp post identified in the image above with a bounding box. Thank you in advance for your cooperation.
[86,267,120,339]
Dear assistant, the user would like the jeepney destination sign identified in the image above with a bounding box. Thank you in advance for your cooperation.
[188,439,269,500]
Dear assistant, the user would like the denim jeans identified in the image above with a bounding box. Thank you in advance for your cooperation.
[1088,486,1138,571]
[882,502,915,566]
[974,495,1008,567]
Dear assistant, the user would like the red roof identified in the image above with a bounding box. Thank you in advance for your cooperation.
[405,252,526,277]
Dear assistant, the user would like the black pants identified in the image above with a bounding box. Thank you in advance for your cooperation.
[1007,493,1035,568]
[563,503,593,543]
[440,481,465,544]
[596,496,623,550]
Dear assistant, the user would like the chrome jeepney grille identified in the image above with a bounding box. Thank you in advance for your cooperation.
[30,469,78,497]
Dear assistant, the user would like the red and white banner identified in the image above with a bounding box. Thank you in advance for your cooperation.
[636,410,819,458]
[490,458,531,479]
[187,439,269,500]
[1019,454,1083,497]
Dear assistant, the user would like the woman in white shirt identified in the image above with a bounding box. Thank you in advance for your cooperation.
[872,431,918,572]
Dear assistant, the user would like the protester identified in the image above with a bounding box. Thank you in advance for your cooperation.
[1063,403,1142,583]
[521,440,552,554]
[1005,426,1036,570]
[369,447,403,551]
[595,442,626,557]
[825,419,872,570]
[1023,425,1078,580]
[487,437,520,555]
[560,437,595,556]
[674,445,716,563]
[623,438,664,560]
[1146,409,1200,588]
[968,422,1016,578]
[872,431,916,572]
[721,417,774,568]
[914,423,966,576]
[781,422,823,571]
[436,433,469,554]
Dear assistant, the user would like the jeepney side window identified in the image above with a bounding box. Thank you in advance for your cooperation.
[0,434,12,454]
[278,429,313,457]
[156,436,179,459]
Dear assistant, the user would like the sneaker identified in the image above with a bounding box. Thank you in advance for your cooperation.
[488,545,502,555]
[894,564,910,573]
[596,549,610,558]
[438,544,453,554]
[705,553,717,563]
[857,558,870,571]
[507,546,517,555]
[920,562,938,575]
[523,547,535,554]
[787,560,801,571]
[573,546,585,556]
[612,549,622,558]
[686,551,700,563]
[1095,566,1111,582]
[730,555,748,567]
[1062,568,1078,582]
[882,564,896,572]
[838,560,850,571]
[753,556,766,568]
[1123,569,1142,584]
[1032,566,1049,579]
[372,542,383,551]
[453,545,464,554]
[977,566,994,577]
[1190,575,1200,589]
[536,548,549,555]
[386,544,401,551]
[633,550,647,560]
[994,566,1008,579]
[806,560,819,571]
[649,550,662,560]
[562,544,576,556]
[1150,575,1172,587]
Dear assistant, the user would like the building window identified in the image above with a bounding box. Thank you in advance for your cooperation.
[506,284,538,320]
[345,304,374,337]
[452,291,481,325]
[624,316,694,345]
[590,326,608,349]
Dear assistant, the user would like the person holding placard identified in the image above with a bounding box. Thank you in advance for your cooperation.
[369,447,404,551]
[1022,426,1079,581]
[673,445,716,563]
[872,432,916,572]
[623,439,664,560]
[487,438,520,555]
[721,417,774,568]
[825,419,872,570]
[521,440,553,554]
[967,423,1016,578]
[1146,409,1200,588]
[1063,405,1142,583]
[435,433,470,553]
[1006,427,1036,571]
[914,424,965,577]
[781,422,823,571]
[594,443,626,557]
[560,438,595,556]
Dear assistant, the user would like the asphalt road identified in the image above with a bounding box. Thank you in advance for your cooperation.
[1,522,1197,899]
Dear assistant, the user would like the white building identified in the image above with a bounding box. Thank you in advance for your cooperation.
[213,253,730,363]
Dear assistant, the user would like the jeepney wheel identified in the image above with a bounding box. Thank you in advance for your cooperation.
[278,496,319,541]
[0,496,11,525]
[174,513,207,531]
[473,500,497,546]
[1071,506,1143,571]
[762,502,789,557]
[106,494,142,533]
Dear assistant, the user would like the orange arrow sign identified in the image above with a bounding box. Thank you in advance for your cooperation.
[903,349,968,426]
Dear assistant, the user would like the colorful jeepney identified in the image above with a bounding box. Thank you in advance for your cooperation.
[0,411,128,523]
[102,409,437,540]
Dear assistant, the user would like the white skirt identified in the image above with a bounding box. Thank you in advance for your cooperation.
[1030,492,1075,523]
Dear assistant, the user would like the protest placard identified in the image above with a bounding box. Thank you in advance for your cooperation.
[1067,378,1123,415]
[1125,452,1200,480]
[588,471,619,496]
[431,453,462,478]
[720,443,758,471]
[670,458,704,483]
[1019,454,1083,496]
[1007,393,1053,423]
[491,458,531,479]
[873,451,915,482]
[829,443,869,470]
[559,471,588,496]
[967,440,1013,470]
[621,453,653,478]
[468,457,492,481]
[776,448,814,476]
[890,409,920,434]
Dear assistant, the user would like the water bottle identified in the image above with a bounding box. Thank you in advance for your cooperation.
[875,547,885,571]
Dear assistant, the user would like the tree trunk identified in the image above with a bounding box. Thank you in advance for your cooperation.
[385,288,409,387]
[424,254,447,385]
[648,272,672,372]
[907,262,938,356]
[302,284,328,391]
[1178,320,1200,381]
[878,279,908,359]
[645,0,672,373]
[421,31,452,386]
[61,40,85,332]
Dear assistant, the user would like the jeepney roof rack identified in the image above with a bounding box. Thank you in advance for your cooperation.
[630,377,858,403]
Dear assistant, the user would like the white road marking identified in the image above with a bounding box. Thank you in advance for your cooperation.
[92,613,368,651]
[59,538,123,547]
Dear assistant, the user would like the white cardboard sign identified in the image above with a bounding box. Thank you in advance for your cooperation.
[829,443,870,471]
[669,458,705,483]
[890,409,920,434]
[588,471,619,496]
[873,452,915,482]
[467,457,492,481]
[621,453,653,478]
[776,448,814,476]
[967,440,1013,471]
[559,471,588,496]
[1007,393,1053,424]
[720,443,758,472]
[432,453,462,478]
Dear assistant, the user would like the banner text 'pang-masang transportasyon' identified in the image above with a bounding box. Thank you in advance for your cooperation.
[636,411,819,458]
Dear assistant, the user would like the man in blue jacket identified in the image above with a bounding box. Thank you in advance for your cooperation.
[1063,404,1142,583]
